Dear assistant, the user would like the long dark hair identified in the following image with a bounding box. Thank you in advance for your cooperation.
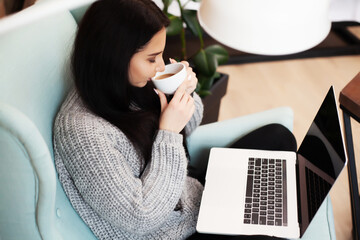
[72,0,178,167]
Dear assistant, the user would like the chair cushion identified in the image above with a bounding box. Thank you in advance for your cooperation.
[0,6,75,155]
[0,4,96,239]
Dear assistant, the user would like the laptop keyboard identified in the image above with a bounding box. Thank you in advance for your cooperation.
[306,167,331,221]
[243,158,288,226]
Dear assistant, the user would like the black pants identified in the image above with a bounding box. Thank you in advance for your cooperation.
[188,124,297,240]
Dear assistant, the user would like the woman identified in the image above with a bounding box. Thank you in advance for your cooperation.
[54,0,296,239]
[54,0,203,239]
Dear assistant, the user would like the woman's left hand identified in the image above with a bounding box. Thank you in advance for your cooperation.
[170,58,197,95]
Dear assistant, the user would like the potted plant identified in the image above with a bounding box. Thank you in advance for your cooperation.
[161,0,229,124]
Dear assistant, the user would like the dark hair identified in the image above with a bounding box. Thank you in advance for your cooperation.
[72,0,175,168]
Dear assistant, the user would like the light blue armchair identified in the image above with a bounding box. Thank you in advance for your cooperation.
[0,2,335,240]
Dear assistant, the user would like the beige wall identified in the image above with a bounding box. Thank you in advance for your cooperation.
[0,0,36,18]
[0,0,6,18]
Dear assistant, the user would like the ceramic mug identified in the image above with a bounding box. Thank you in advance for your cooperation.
[152,62,187,94]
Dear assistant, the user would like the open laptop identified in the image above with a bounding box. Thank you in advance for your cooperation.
[196,86,347,239]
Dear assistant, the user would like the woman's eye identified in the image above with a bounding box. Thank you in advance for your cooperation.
[149,59,156,63]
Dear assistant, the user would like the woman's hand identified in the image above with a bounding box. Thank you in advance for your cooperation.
[157,80,195,133]
[169,58,197,95]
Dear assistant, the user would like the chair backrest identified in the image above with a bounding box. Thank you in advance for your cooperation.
[0,3,96,240]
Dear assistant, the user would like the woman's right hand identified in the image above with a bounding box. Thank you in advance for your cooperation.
[157,80,195,133]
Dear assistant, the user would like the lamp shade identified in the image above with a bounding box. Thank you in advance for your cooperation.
[197,0,331,55]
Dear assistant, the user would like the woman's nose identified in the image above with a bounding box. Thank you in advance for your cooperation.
[155,59,165,72]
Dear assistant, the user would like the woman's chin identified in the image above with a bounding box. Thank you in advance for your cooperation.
[132,81,148,88]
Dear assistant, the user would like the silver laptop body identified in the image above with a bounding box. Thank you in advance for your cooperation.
[196,86,347,238]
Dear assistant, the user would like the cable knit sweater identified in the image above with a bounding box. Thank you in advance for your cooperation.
[53,89,204,240]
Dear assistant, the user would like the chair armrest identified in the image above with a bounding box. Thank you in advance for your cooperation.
[187,107,294,171]
[300,196,336,240]
[0,103,57,239]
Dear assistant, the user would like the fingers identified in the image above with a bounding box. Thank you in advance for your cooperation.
[185,69,197,94]
[185,94,195,119]
[176,92,195,122]
[179,90,191,104]
[186,67,195,81]
[172,79,188,102]
[158,92,195,133]
[169,58,197,94]
[186,66,192,76]
[169,58,189,68]
[168,81,193,113]
[189,99,195,116]
[181,61,189,68]
[186,92,194,106]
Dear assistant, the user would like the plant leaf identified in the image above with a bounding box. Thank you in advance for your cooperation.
[192,50,208,75]
[196,72,208,86]
[205,52,218,76]
[166,14,183,36]
[162,0,173,14]
[162,0,174,10]
[182,9,202,37]
[197,90,212,98]
[191,0,202,2]
[197,72,216,92]
[192,49,217,77]
[195,82,202,92]
[202,74,216,90]
[204,44,229,65]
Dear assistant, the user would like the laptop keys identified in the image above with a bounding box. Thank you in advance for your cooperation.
[243,157,288,227]
[252,213,259,224]
[260,216,266,225]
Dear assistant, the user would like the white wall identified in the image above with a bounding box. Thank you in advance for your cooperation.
[153,0,360,23]
[329,0,360,22]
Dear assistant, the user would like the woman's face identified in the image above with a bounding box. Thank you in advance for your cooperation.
[129,27,166,88]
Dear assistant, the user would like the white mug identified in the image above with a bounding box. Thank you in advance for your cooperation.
[152,62,187,94]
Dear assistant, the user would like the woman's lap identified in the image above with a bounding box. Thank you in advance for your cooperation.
[188,124,297,240]
[229,123,297,151]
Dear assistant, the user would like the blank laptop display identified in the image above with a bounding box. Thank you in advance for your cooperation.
[196,86,347,239]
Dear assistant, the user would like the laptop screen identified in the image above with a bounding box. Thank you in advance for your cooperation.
[297,86,346,236]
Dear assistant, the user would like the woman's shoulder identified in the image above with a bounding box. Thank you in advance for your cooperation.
[57,88,93,118]
[54,88,126,141]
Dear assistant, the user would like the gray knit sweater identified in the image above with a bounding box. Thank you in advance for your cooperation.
[53,89,204,240]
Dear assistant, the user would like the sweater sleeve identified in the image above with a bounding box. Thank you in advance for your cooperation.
[185,92,203,135]
[55,112,189,235]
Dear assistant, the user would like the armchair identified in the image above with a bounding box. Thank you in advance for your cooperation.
[0,2,335,240]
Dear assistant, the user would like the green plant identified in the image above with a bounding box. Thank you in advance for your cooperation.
[162,0,229,97]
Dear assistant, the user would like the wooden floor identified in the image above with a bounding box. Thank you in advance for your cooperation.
[217,54,360,240]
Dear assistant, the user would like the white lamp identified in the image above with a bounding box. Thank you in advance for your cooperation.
[197,0,332,55]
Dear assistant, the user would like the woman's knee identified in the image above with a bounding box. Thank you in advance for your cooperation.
[261,123,297,151]
[231,123,297,152]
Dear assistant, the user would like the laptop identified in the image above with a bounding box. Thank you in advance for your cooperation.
[196,86,347,239]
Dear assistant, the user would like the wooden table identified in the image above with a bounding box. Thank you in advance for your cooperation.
[339,72,360,240]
